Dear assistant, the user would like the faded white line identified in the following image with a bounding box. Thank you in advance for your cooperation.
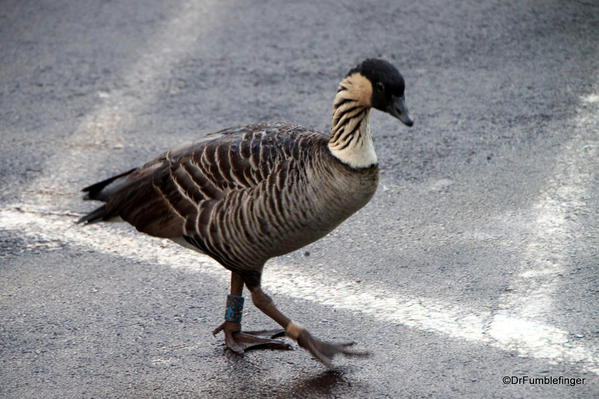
[487,92,599,371]
[23,0,221,209]
[1,208,597,374]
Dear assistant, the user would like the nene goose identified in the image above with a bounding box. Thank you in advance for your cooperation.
[79,58,413,367]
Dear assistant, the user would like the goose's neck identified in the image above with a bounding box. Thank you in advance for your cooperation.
[327,79,376,169]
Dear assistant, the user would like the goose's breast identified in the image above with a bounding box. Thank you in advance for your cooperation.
[260,163,379,257]
[319,164,379,223]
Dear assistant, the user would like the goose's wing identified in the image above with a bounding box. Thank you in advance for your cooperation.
[79,123,323,238]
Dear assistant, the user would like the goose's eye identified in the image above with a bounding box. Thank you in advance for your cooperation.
[376,82,385,92]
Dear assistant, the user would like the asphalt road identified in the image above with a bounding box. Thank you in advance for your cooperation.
[1,0,598,398]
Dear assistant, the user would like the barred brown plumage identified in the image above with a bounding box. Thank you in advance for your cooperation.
[78,58,413,366]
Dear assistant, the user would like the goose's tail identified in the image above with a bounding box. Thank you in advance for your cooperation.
[77,168,135,224]
[77,205,109,224]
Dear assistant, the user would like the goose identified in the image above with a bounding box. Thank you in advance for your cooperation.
[78,58,413,367]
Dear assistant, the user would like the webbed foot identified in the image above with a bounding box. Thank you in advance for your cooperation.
[292,326,370,367]
[213,322,292,354]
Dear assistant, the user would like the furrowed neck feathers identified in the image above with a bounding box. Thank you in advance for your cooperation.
[327,73,376,169]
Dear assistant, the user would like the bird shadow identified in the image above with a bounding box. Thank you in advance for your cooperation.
[273,368,354,398]
[214,345,362,398]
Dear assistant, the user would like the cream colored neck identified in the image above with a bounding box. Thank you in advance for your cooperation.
[328,87,376,169]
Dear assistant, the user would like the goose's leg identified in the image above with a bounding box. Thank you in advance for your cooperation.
[249,285,369,367]
[212,272,291,354]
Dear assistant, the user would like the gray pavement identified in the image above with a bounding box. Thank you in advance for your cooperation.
[1,0,598,398]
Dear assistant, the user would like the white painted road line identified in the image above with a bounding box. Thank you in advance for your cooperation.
[488,91,599,371]
[23,0,221,208]
[1,208,597,374]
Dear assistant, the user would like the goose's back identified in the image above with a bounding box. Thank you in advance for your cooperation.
[93,122,379,274]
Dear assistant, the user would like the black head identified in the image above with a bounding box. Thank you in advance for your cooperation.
[347,59,413,127]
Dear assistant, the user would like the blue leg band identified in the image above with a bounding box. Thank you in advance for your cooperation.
[225,295,244,323]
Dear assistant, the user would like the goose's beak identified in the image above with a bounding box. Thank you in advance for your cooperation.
[387,95,414,127]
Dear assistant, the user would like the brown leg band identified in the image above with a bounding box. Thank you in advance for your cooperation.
[286,321,304,340]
